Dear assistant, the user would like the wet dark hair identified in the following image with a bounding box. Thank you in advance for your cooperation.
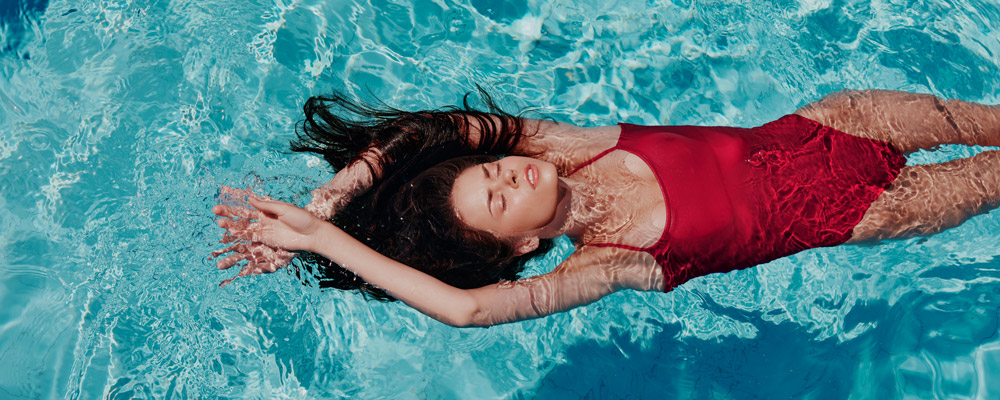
[291,90,552,301]
[290,88,529,178]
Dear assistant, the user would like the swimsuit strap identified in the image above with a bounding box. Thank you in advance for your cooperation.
[567,146,617,176]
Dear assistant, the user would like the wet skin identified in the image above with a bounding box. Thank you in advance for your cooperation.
[451,156,562,237]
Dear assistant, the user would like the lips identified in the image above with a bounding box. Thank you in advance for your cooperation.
[525,165,537,189]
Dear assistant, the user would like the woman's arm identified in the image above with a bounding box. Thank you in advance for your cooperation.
[303,150,379,220]
[462,246,657,326]
[309,220,482,325]
[222,99,620,279]
[310,223,652,326]
[214,197,655,326]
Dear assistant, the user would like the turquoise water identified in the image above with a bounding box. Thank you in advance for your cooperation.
[2,0,1000,398]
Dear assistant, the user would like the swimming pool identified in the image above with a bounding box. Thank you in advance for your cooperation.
[2,0,999,398]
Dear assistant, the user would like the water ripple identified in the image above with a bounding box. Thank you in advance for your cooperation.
[1,0,999,397]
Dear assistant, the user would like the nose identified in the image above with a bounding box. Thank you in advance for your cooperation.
[502,168,518,188]
[489,167,519,190]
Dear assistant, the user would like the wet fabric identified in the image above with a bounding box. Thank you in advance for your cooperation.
[573,115,907,291]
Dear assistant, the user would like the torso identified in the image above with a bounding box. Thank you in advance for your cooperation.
[553,126,672,291]
[549,117,906,292]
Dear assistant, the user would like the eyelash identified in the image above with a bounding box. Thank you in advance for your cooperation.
[485,164,506,213]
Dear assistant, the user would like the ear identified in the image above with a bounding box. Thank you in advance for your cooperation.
[513,236,540,256]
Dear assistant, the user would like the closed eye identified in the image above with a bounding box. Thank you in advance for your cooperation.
[482,165,495,216]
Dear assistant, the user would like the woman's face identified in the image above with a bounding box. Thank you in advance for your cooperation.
[451,156,562,237]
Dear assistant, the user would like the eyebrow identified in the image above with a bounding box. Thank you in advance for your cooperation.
[482,165,493,216]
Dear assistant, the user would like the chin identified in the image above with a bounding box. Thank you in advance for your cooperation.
[541,178,565,218]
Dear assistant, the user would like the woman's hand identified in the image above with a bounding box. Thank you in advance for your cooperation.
[210,187,326,286]
[214,197,323,248]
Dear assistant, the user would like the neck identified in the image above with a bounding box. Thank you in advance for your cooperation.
[543,178,610,241]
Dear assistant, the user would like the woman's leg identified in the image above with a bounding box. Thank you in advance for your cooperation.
[848,150,1000,242]
[795,90,1000,153]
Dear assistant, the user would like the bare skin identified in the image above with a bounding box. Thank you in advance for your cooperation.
[851,151,1000,240]
[795,90,1000,242]
[212,90,1000,326]
[795,90,1000,152]
[210,151,382,284]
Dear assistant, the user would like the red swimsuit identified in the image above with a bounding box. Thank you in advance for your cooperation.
[569,115,906,291]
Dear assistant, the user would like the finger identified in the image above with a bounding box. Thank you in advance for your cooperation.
[250,246,291,274]
[246,260,271,275]
[277,248,295,260]
[219,264,256,287]
[216,220,245,240]
[216,217,251,232]
[211,204,232,217]
[266,249,296,273]
[216,219,258,242]
[217,185,252,208]
[212,204,260,220]
[260,260,280,274]
[210,243,243,258]
[218,231,242,244]
[216,253,249,270]
[248,197,297,218]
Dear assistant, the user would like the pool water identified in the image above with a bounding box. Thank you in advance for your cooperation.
[2,0,1000,398]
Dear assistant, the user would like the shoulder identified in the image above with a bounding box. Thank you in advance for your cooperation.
[519,120,623,174]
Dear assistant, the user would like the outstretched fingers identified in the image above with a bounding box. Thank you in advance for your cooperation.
[245,248,293,274]
[215,215,264,244]
[260,249,295,273]
[245,260,277,275]
[211,243,242,258]
[212,204,261,221]
[216,252,249,270]
[217,185,271,206]
[214,240,296,269]
[212,187,302,287]
[218,231,242,244]
[213,247,297,286]
[248,197,298,219]
[219,265,255,287]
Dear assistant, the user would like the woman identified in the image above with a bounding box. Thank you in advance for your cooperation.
[211,90,1000,327]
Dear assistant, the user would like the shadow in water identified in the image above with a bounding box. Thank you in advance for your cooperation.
[525,270,1000,399]
[1,0,50,54]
